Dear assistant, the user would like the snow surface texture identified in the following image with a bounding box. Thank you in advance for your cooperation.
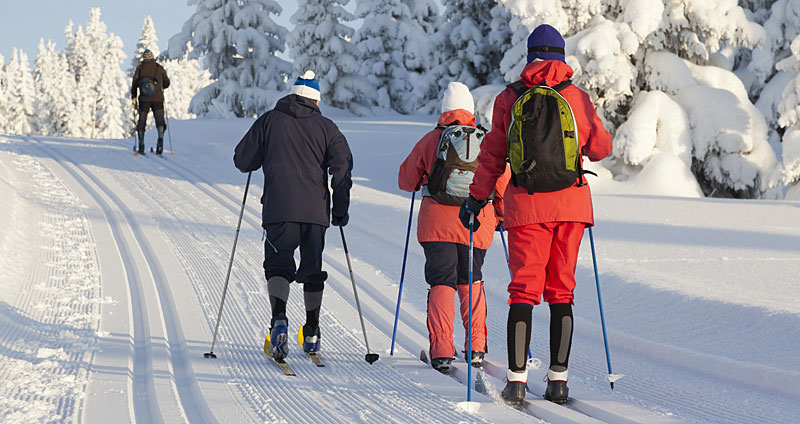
[0,112,799,423]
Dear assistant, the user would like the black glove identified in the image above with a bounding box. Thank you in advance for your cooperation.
[496,220,505,232]
[459,196,488,231]
[332,213,349,227]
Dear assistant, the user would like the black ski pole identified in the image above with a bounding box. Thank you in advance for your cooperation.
[205,171,252,358]
[339,225,379,364]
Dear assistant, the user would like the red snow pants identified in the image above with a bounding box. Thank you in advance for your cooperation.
[507,222,586,306]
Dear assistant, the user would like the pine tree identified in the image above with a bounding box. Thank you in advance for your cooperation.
[5,48,35,135]
[64,8,128,139]
[353,0,432,114]
[401,0,440,113]
[161,52,212,120]
[0,54,7,133]
[34,39,77,136]
[777,34,800,188]
[169,0,292,118]
[287,0,371,115]
[130,16,160,75]
[437,0,500,90]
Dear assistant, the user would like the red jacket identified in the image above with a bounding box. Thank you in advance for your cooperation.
[398,109,510,249]
[470,61,612,228]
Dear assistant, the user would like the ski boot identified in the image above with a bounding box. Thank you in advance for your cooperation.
[301,324,321,353]
[464,350,485,367]
[156,138,164,155]
[543,369,569,404]
[501,369,527,406]
[269,316,289,361]
[431,357,453,373]
[137,131,145,154]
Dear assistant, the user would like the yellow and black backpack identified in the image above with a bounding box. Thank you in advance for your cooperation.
[506,80,592,193]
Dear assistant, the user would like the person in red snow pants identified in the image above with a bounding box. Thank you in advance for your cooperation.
[459,24,612,404]
[398,82,510,372]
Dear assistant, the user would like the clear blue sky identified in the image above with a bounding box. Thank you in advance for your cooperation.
[0,1,298,62]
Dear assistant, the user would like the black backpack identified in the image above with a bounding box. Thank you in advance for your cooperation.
[506,80,593,193]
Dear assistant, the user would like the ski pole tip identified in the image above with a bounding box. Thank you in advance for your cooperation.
[204,352,217,359]
[365,353,379,364]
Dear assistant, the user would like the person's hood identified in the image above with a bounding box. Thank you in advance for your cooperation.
[437,109,476,127]
[275,94,320,119]
[520,60,574,87]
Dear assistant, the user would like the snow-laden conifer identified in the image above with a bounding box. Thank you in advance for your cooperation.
[0,54,7,133]
[130,16,159,75]
[287,0,371,115]
[5,48,35,136]
[34,40,77,136]
[161,52,212,120]
[169,0,291,118]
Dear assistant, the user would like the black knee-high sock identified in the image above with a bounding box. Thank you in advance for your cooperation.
[507,303,533,372]
[549,303,573,372]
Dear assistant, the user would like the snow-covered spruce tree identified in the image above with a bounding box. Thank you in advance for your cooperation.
[353,0,434,114]
[161,52,212,120]
[169,0,291,118]
[64,9,128,139]
[401,0,440,113]
[287,0,371,115]
[34,40,77,136]
[0,54,7,133]
[5,48,35,136]
[130,16,160,75]
[437,0,505,91]
[777,35,800,195]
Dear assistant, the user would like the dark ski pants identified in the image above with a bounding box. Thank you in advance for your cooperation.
[263,222,327,289]
[421,242,486,288]
[136,101,166,133]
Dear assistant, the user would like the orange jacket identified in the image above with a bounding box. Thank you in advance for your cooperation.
[398,109,510,249]
[470,61,612,228]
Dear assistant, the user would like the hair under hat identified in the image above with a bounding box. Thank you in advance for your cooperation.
[290,70,321,101]
[441,82,474,115]
[526,24,566,64]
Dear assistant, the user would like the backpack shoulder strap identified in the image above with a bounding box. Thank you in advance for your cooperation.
[507,81,529,97]
[552,79,572,92]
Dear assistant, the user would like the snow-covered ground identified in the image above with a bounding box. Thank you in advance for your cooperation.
[0,111,798,423]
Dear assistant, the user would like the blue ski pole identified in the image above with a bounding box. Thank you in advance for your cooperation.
[499,224,533,362]
[467,214,475,402]
[390,191,416,355]
[589,226,618,389]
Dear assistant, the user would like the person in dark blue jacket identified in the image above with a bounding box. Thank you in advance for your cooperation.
[233,70,353,360]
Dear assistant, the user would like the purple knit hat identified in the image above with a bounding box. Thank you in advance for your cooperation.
[526,24,566,64]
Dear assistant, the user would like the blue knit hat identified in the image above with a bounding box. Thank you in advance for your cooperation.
[290,70,321,101]
[526,24,566,64]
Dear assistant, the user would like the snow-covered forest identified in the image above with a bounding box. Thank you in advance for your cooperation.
[1,1,800,199]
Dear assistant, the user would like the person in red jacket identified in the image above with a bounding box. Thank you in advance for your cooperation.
[399,82,510,372]
[459,25,612,404]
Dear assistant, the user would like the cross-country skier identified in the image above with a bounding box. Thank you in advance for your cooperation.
[460,25,612,404]
[233,71,353,361]
[131,49,170,155]
[399,82,510,373]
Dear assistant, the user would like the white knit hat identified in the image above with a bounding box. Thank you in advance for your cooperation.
[441,82,474,115]
[290,70,321,101]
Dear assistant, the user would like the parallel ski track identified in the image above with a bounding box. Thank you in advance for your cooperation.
[29,138,216,423]
[139,149,632,424]
[122,148,487,423]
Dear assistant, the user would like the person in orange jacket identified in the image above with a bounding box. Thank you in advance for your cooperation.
[459,25,612,404]
[399,82,510,372]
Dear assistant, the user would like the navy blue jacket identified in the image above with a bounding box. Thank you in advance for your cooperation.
[234,95,353,228]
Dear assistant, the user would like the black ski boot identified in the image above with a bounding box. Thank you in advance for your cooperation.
[464,350,485,367]
[137,131,145,154]
[501,380,527,406]
[431,357,453,373]
[156,138,164,155]
[544,380,569,404]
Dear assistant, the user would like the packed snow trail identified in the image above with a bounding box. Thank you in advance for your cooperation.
[0,113,798,423]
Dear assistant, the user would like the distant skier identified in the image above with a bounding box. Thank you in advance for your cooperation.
[233,71,353,361]
[460,25,612,405]
[131,49,170,155]
[399,82,510,372]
